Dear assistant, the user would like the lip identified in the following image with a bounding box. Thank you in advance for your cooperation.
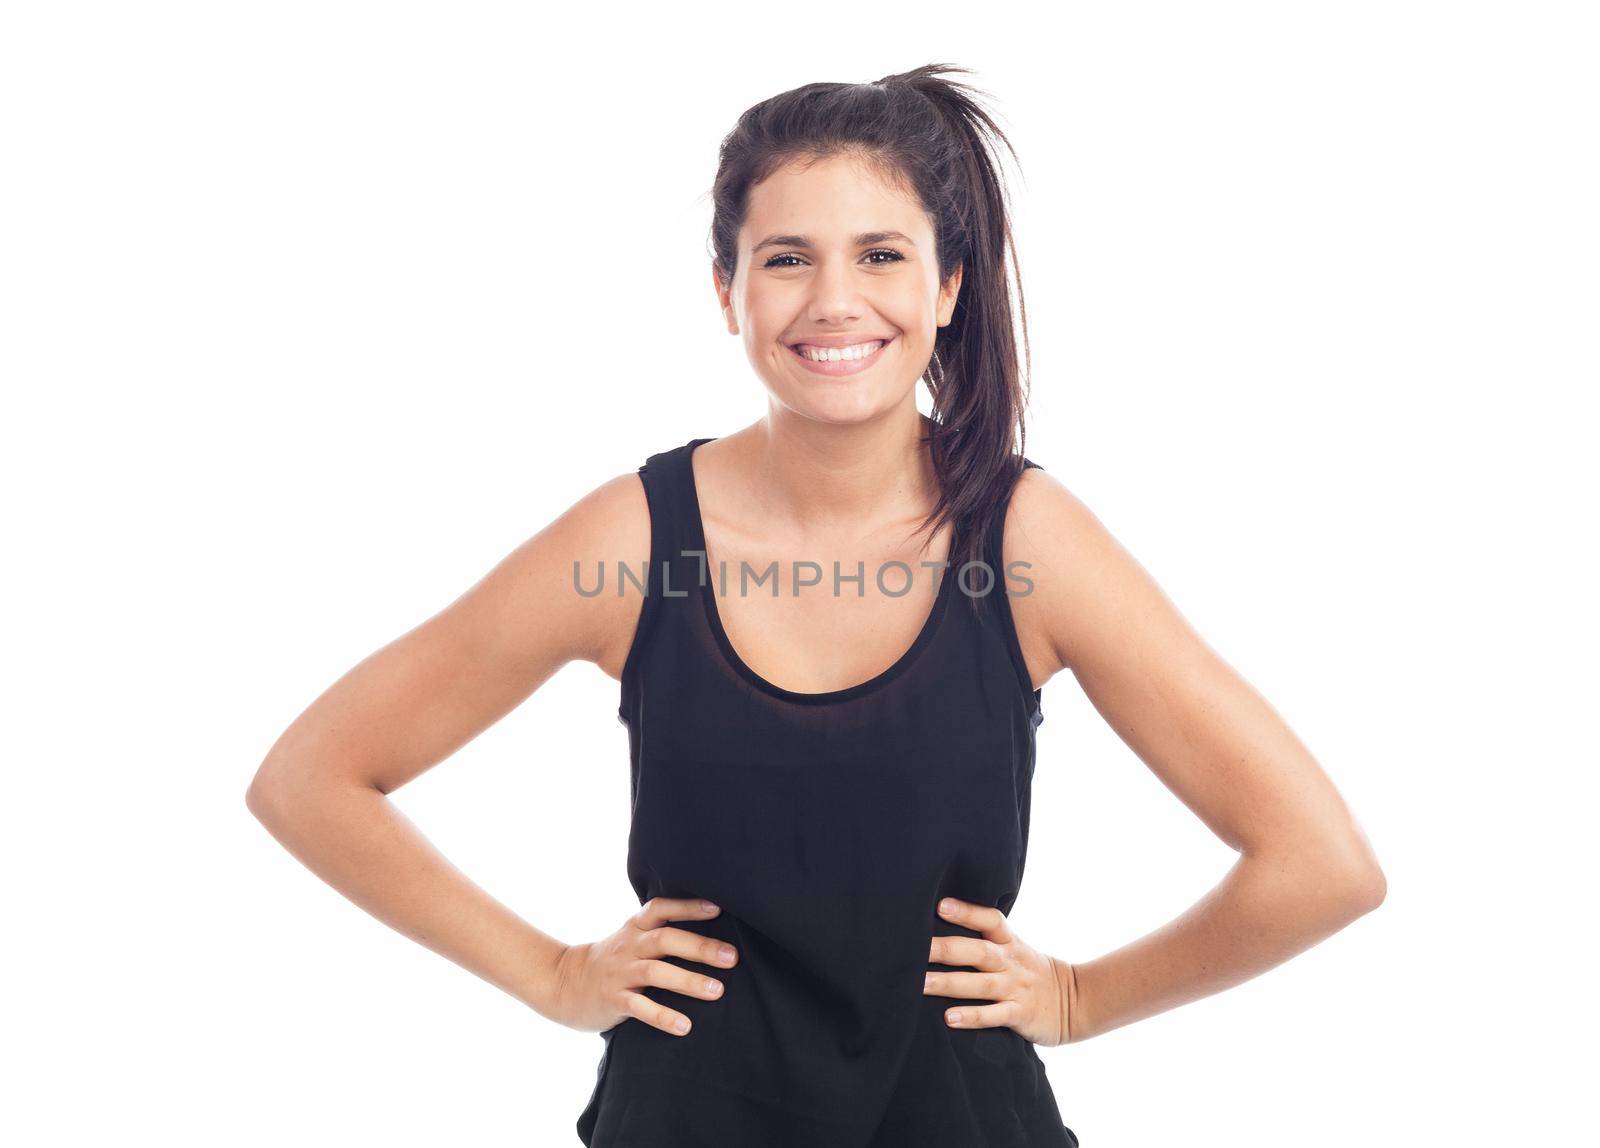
[787,336,894,377]
[786,333,895,349]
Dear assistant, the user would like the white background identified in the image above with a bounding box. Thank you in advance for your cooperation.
[4,2,1595,1145]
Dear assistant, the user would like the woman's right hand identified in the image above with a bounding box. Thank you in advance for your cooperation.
[548,897,739,1036]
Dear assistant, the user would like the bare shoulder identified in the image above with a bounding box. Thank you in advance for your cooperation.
[1002,464,1143,693]
[1005,463,1111,565]
[497,467,651,681]
[422,467,652,689]
[247,470,650,798]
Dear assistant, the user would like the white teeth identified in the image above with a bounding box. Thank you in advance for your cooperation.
[795,340,885,362]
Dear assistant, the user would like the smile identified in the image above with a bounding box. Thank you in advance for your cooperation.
[787,337,894,377]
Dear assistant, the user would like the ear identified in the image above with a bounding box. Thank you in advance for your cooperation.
[711,260,737,334]
[937,262,963,327]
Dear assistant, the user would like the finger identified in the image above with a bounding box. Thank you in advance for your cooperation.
[923,968,1008,1001]
[929,933,1007,971]
[938,897,1013,943]
[635,956,726,1003]
[636,924,739,970]
[942,999,1022,1030]
[621,988,696,1037]
[636,896,722,930]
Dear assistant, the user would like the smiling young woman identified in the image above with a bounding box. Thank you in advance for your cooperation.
[247,63,1384,1148]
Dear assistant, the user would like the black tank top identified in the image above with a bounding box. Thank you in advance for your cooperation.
[577,437,1079,1147]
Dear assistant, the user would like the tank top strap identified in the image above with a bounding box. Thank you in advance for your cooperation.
[981,455,1046,724]
[617,437,713,725]
[636,436,713,569]
[981,455,1043,565]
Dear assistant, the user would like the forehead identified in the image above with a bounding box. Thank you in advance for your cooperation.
[741,154,928,243]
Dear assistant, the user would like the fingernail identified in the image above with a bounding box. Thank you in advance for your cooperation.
[701,901,719,913]
[924,973,933,990]
[718,946,736,963]
[946,1010,962,1025]
[675,1017,690,1033]
[939,899,956,914]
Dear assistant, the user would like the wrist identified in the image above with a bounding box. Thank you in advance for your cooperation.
[1054,957,1084,1044]
[509,926,571,1019]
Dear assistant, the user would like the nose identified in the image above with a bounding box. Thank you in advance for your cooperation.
[804,259,866,326]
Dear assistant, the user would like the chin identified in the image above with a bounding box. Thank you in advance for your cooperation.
[774,387,903,427]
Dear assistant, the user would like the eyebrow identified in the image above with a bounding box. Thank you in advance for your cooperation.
[752,230,916,253]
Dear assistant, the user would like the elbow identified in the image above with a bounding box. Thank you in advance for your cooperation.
[1298,811,1386,919]
[246,759,380,834]
[245,762,303,832]
[1358,860,1387,912]
[245,770,282,828]
[1261,831,1386,920]
[1338,861,1386,917]
[1322,840,1387,919]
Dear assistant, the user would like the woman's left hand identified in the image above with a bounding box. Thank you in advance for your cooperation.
[924,897,1076,1047]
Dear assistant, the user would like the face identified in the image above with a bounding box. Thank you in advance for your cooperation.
[713,153,963,426]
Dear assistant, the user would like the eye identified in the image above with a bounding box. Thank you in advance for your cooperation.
[761,248,908,269]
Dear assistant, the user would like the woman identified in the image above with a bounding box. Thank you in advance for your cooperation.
[247,64,1385,1146]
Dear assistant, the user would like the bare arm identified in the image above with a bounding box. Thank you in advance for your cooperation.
[245,471,650,1021]
[1006,468,1386,1042]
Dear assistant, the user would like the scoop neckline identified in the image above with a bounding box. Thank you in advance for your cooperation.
[683,437,956,706]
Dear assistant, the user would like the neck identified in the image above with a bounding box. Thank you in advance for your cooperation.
[740,402,939,537]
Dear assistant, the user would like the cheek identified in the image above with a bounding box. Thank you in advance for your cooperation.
[889,294,937,334]
[890,319,934,355]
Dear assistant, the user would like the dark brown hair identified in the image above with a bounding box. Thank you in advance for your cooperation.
[707,63,1034,605]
